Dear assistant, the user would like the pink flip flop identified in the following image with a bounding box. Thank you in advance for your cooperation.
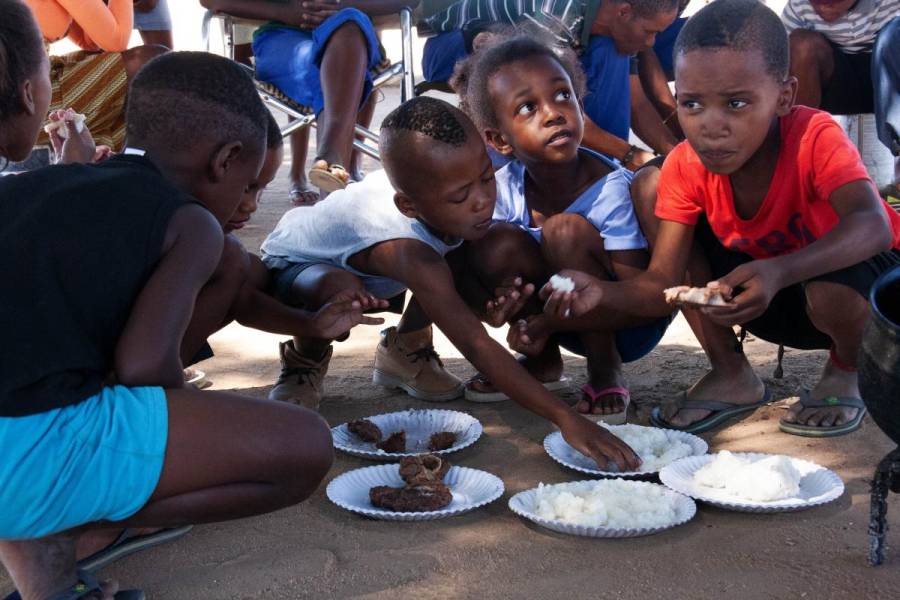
[580,384,630,425]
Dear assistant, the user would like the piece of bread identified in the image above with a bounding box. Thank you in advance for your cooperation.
[43,112,86,139]
[663,285,728,307]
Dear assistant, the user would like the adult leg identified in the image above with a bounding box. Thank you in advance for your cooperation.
[314,21,369,177]
[348,92,377,183]
[781,281,867,428]
[1,389,332,599]
[289,127,319,205]
[540,214,626,416]
[630,167,767,428]
[788,29,835,109]
[872,17,900,195]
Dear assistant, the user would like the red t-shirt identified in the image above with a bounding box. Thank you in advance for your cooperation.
[656,106,900,259]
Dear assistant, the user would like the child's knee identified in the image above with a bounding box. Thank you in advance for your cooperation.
[277,408,334,502]
[215,236,251,283]
[541,213,596,255]
[788,29,830,63]
[469,223,540,278]
[331,19,367,47]
[630,166,662,244]
[805,281,868,325]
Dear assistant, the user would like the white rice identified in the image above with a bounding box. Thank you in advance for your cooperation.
[693,451,802,502]
[549,274,575,293]
[600,424,694,471]
[534,479,680,529]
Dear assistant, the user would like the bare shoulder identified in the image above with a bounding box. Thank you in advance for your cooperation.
[162,203,223,256]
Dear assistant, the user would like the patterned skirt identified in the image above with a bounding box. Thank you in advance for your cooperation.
[36,50,128,151]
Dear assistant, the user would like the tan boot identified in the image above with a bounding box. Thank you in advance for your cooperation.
[268,340,332,410]
[373,326,463,401]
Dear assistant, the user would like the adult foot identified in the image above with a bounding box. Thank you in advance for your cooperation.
[289,178,320,206]
[659,361,766,428]
[781,358,861,428]
[309,159,350,193]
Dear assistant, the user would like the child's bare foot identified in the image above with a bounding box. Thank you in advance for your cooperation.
[781,359,861,428]
[659,361,766,428]
[289,177,320,206]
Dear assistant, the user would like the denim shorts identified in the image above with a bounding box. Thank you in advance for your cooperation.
[557,313,675,364]
[0,385,168,540]
[134,0,172,31]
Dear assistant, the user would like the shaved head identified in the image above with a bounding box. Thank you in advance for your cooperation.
[379,97,481,196]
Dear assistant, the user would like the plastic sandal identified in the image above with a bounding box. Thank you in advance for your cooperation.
[580,384,630,425]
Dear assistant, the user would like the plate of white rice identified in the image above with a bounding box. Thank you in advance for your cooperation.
[659,451,844,512]
[327,463,504,521]
[332,409,482,460]
[508,479,696,537]
[544,423,707,477]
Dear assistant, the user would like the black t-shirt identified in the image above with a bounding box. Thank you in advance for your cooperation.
[0,154,192,417]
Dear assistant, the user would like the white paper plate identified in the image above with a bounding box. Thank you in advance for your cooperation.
[327,463,504,521]
[659,452,844,512]
[543,425,708,478]
[508,479,696,538]
[332,409,482,460]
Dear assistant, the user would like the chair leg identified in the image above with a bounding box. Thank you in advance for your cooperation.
[399,7,415,103]
[868,447,900,565]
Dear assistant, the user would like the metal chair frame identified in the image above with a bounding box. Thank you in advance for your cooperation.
[201,8,416,160]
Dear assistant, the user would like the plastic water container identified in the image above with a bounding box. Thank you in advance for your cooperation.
[834,114,896,188]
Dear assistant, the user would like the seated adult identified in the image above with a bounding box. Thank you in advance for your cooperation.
[419,0,682,170]
[200,0,415,204]
[783,0,899,197]
[25,0,168,151]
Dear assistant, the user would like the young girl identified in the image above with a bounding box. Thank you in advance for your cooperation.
[452,34,672,423]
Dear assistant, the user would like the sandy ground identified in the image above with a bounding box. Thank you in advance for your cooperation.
[4,85,900,599]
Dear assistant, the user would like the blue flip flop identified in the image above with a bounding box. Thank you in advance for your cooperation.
[77,525,193,572]
[649,387,773,434]
[778,390,867,437]
[4,568,144,600]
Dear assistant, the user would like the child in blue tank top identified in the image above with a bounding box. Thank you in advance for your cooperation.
[452,34,671,423]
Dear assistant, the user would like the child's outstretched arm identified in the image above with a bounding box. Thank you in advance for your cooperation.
[541,219,696,321]
[114,204,224,388]
[378,241,640,470]
[705,180,893,326]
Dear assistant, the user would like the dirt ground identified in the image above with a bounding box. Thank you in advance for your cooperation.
[4,86,900,599]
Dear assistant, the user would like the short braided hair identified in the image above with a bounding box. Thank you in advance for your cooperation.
[381,96,468,147]
[126,52,268,152]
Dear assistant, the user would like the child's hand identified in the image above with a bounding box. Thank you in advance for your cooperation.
[702,260,783,326]
[47,109,97,165]
[484,276,533,327]
[558,412,641,471]
[538,269,604,319]
[309,292,388,340]
[506,316,549,357]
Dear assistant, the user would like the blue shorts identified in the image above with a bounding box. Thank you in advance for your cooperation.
[422,31,468,82]
[558,313,675,364]
[0,385,168,540]
[252,9,383,115]
[134,0,172,31]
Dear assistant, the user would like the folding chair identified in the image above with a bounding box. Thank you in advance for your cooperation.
[201,8,416,161]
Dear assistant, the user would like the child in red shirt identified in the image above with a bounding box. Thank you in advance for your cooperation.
[538,0,900,437]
